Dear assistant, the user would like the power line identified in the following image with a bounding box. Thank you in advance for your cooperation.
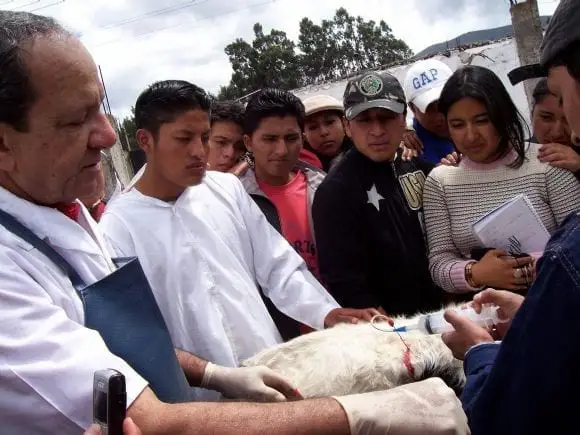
[28,0,64,12]
[9,0,41,10]
[94,0,205,32]
[92,0,281,48]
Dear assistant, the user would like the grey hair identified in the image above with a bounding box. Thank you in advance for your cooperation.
[0,10,71,131]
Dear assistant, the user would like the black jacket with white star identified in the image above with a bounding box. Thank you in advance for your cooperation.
[312,147,446,316]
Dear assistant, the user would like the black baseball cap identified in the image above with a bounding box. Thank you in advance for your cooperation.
[509,0,580,85]
[343,71,406,120]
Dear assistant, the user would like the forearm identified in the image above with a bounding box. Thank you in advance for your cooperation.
[175,348,208,387]
[430,253,478,293]
[443,258,482,293]
[268,266,339,329]
[130,388,350,435]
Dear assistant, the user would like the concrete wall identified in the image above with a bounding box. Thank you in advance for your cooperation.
[510,0,543,111]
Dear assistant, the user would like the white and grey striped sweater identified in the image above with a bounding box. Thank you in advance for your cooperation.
[423,143,580,293]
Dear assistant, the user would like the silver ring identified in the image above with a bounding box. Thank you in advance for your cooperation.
[513,268,522,279]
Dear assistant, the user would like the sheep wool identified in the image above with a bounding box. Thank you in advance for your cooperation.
[242,312,465,398]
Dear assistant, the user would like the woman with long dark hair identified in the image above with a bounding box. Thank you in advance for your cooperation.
[423,66,580,294]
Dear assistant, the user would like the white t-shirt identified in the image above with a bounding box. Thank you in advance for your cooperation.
[0,186,148,434]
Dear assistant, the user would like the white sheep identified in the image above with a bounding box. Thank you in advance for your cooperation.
[241,313,465,398]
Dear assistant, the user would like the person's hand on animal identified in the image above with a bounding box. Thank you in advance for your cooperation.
[324,308,393,327]
[401,130,424,161]
[441,310,495,360]
[538,142,580,172]
[84,418,142,435]
[471,289,524,339]
[470,249,534,290]
[333,378,470,435]
[202,362,302,402]
[440,152,461,166]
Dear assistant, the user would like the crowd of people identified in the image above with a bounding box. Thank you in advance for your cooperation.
[1,0,580,433]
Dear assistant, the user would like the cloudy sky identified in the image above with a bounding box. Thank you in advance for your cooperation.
[6,0,560,118]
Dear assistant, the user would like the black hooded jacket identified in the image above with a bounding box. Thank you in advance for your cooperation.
[312,147,445,316]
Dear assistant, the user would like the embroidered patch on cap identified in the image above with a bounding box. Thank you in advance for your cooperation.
[358,74,383,97]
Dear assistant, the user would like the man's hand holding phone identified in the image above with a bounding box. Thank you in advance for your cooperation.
[85,418,141,435]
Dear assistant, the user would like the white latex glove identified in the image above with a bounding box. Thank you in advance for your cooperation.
[201,362,301,402]
[334,378,470,435]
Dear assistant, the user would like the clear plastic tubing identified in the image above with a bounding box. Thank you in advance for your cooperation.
[393,304,503,334]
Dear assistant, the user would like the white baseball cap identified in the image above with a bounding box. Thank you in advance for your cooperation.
[404,59,453,113]
[302,95,344,117]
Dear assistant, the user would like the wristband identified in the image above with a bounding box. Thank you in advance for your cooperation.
[200,362,216,389]
[465,262,478,288]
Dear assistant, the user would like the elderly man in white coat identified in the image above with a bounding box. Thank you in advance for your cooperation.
[0,10,470,435]
[100,81,386,389]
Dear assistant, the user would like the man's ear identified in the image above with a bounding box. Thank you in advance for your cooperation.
[344,119,353,138]
[136,129,153,154]
[243,134,253,153]
[0,125,17,172]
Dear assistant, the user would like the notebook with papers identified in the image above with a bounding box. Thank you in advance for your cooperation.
[472,194,551,254]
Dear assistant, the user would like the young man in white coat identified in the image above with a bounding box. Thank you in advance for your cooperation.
[0,11,469,435]
[100,80,384,374]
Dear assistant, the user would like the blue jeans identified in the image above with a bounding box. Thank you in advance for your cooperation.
[462,212,580,435]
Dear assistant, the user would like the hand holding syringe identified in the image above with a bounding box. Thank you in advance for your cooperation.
[373,304,508,335]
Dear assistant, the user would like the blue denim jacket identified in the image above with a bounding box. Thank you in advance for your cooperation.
[461,212,580,435]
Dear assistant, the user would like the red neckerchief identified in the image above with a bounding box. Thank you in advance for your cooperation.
[89,201,107,222]
[55,202,82,222]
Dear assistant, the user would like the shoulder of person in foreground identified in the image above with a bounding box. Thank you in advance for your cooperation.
[526,142,578,178]
[0,247,148,434]
[313,151,361,202]
[463,213,580,432]
[526,143,580,224]
[99,191,145,257]
[297,160,326,188]
[400,154,436,177]
[204,170,246,199]
[312,169,359,219]
[422,156,460,182]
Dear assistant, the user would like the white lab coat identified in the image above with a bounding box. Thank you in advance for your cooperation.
[0,186,148,435]
[101,171,339,369]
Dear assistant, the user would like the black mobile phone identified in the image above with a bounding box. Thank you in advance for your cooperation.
[93,369,126,435]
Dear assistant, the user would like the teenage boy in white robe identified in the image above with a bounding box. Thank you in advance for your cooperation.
[100,81,381,378]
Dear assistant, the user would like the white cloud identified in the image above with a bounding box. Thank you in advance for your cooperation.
[7,0,560,118]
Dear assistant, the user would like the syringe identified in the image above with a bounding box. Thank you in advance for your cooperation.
[390,304,505,335]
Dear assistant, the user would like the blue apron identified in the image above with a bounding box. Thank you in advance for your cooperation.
[0,209,193,403]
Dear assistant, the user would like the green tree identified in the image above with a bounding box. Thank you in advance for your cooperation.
[297,17,341,85]
[298,8,413,84]
[219,23,302,100]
